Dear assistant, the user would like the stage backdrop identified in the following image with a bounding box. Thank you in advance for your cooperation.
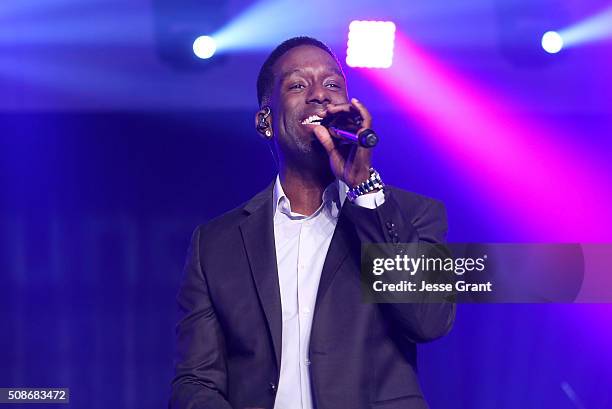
[1,111,611,408]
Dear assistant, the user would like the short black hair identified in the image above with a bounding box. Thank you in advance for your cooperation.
[256,36,342,107]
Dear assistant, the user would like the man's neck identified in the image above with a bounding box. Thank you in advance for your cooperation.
[279,165,335,216]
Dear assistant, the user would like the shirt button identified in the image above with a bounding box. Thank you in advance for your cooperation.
[302,308,311,314]
[269,382,277,394]
[305,359,311,366]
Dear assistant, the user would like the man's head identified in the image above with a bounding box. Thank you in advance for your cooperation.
[254,37,348,171]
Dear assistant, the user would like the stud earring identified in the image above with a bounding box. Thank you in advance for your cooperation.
[265,129,272,138]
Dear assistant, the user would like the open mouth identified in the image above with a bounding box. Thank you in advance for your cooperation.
[301,114,324,125]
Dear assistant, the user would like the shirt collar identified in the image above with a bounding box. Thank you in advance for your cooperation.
[273,174,348,219]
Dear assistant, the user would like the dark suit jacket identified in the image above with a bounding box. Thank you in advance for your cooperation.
[170,183,455,409]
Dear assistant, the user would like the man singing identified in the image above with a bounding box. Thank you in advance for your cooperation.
[170,36,455,409]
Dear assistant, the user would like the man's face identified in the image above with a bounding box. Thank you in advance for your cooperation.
[269,45,349,166]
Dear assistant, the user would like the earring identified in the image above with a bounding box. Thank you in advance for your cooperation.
[258,106,272,139]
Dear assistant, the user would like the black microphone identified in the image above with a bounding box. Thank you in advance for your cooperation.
[320,111,379,148]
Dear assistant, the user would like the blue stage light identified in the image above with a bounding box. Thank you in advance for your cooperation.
[193,36,217,59]
[559,6,612,48]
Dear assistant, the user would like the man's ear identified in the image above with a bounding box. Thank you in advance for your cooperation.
[254,106,273,140]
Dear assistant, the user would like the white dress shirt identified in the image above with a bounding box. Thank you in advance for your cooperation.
[272,175,384,409]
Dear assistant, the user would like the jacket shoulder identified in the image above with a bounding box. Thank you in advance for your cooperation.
[198,203,248,237]
[195,181,274,240]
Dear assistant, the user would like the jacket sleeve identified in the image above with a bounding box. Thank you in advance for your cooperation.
[169,226,233,409]
[342,187,456,343]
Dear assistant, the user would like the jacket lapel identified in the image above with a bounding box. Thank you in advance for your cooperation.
[239,182,282,371]
[314,208,353,309]
[238,182,357,371]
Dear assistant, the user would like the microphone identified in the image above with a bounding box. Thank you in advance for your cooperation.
[329,128,378,148]
[320,111,379,148]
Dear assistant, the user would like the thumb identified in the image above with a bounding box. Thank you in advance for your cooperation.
[313,125,344,169]
[313,125,335,154]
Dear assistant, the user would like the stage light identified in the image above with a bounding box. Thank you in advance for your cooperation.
[541,31,563,54]
[346,20,396,69]
[193,35,217,59]
[559,6,612,48]
[153,0,227,69]
[364,33,612,239]
[212,0,350,53]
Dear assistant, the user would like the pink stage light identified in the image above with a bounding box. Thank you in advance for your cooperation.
[363,33,612,241]
[346,20,396,69]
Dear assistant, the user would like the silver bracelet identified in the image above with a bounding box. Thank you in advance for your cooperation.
[347,168,384,202]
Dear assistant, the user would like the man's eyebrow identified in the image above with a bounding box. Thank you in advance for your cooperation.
[279,67,344,83]
[279,69,303,83]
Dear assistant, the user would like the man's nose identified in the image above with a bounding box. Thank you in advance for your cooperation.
[306,84,331,106]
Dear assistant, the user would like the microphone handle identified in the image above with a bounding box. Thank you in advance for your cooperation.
[330,127,378,148]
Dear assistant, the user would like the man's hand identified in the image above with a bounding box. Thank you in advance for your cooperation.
[313,98,374,187]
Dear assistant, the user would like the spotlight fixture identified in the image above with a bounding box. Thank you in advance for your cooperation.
[193,35,217,59]
[153,0,227,69]
[541,31,564,54]
[346,20,396,69]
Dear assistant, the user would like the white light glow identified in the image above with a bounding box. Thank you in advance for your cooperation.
[346,20,396,69]
[541,31,564,54]
[193,35,217,59]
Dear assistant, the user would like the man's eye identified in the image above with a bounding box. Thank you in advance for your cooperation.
[289,84,305,90]
[326,83,340,89]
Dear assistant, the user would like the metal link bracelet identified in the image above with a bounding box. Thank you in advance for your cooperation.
[346,168,384,202]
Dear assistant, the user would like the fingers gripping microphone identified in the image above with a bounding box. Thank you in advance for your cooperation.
[320,112,379,148]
